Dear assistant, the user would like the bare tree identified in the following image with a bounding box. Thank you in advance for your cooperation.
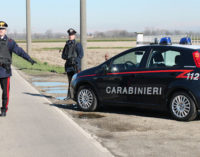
[45,29,53,39]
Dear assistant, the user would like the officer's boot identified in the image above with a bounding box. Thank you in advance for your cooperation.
[64,90,71,101]
[64,95,71,101]
[1,108,6,117]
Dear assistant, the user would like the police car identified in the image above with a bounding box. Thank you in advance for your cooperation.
[70,37,200,121]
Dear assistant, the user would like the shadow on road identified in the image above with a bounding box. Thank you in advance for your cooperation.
[23,92,53,99]
[51,103,78,110]
[24,92,200,121]
[51,103,200,121]
[50,102,173,120]
[18,68,42,71]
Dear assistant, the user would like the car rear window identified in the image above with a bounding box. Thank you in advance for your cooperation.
[147,48,195,69]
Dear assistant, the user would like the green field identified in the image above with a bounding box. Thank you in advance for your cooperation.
[41,47,63,51]
[41,46,132,51]
[87,47,132,49]
[12,53,65,74]
[16,39,67,43]
[16,38,136,43]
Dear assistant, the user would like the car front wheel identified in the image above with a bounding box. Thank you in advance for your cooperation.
[170,92,197,121]
[77,86,98,111]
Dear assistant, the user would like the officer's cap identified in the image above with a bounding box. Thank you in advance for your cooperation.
[0,21,8,29]
[67,28,76,36]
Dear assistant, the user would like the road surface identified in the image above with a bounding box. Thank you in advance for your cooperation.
[0,68,113,157]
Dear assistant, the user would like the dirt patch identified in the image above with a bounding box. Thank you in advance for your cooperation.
[18,41,136,69]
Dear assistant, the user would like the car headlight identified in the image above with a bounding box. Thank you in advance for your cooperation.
[72,73,78,82]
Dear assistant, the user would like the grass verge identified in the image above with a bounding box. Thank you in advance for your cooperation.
[12,53,65,74]
[87,47,132,49]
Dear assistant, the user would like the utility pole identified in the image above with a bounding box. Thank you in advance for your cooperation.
[26,0,31,54]
[80,0,87,70]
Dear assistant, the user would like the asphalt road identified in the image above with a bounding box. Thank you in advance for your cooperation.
[0,68,113,157]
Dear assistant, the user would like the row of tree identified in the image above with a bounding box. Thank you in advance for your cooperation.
[94,29,200,38]
[143,28,200,36]
[7,29,68,40]
[7,28,200,40]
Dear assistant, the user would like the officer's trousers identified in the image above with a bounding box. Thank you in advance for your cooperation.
[0,77,10,112]
[67,72,75,98]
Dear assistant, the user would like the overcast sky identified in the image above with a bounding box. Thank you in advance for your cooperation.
[1,0,200,33]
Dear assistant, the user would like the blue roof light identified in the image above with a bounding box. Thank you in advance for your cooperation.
[159,37,172,45]
[180,37,192,45]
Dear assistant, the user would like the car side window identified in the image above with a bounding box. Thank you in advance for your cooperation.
[147,49,182,69]
[110,50,146,72]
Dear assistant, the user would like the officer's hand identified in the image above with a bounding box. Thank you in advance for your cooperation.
[30,59,37,65]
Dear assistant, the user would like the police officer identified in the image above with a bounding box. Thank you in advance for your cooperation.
[62,28,84,100]
[105,53,109,61]
[0,21,36,116]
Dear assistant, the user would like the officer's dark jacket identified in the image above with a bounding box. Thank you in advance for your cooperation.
[0,35,33,78]
[62,40,84,72]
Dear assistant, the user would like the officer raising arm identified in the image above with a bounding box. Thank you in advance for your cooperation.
[0,21,36,116]
[62,28,84,100]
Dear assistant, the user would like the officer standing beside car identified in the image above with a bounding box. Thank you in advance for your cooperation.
[0,21,36,116]
[62,28,84,100]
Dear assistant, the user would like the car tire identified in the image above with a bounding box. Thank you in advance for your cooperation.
[77,86,98,112]
[169,92,197,121]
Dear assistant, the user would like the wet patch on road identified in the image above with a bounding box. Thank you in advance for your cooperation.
[46,89,67,94]
[72,113,105,119]
[42,87,66,90]
[95,122,152,132]
[33,82,67,87]
[31,80,68,102]
[56,97,66,100]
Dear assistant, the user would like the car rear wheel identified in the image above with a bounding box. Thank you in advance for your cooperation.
[77,86,98,111]
[169,92,197,121]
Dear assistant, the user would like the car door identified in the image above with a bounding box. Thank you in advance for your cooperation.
[95,47,150,105]
[133,46,189,108]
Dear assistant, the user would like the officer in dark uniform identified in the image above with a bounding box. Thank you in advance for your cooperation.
[0,21,36,116]
[62,28,84,100]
